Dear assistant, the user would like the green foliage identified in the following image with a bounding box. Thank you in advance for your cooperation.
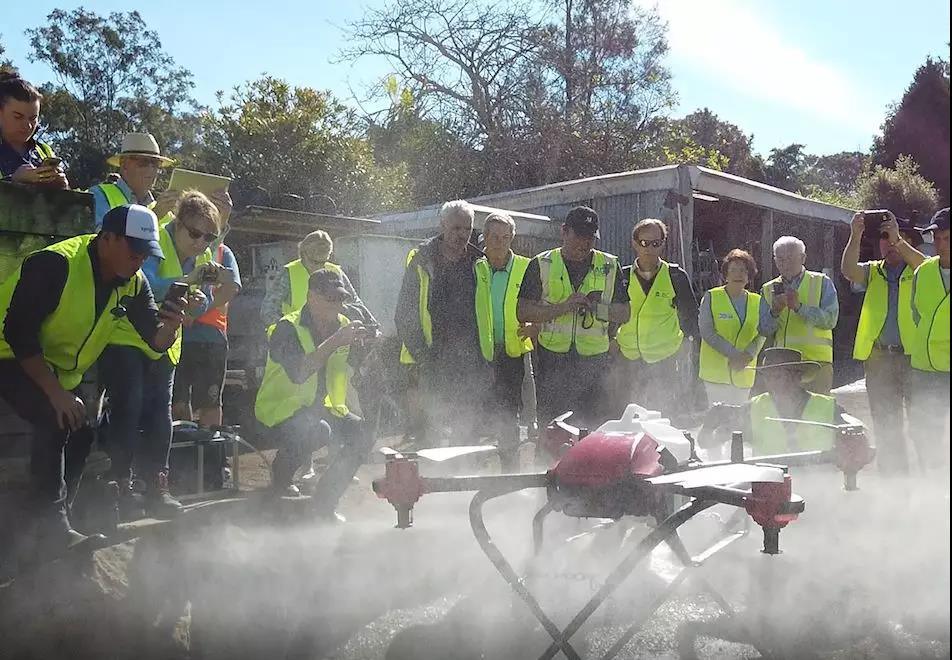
[855,155,940,218]
[26,8,196,187]
[669,109,764,180]
[199,76,409,215]
[872,56,950,204]
[0,35,15,73]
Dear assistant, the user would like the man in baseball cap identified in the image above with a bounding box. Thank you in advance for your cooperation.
[0,204,186,557]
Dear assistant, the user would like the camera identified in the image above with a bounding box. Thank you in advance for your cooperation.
[863,211,888,235]
[772,282,786,297]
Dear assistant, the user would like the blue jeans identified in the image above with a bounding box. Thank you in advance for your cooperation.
[271,406,373,514]
[98,345,175,480]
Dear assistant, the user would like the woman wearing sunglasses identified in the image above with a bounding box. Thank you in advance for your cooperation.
[614,218,699,418]
[98,190,224,521]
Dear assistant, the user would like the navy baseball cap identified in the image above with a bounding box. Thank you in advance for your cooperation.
[565,206,600,238]
[101,204,164,259]
[922,207,950,232]
[308,268,349,300]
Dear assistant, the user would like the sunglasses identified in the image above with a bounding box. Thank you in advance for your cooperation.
[181,222,219,243]
[636,238,665,248]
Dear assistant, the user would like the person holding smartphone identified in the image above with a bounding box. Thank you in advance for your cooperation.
[0,72,69,188]
[758,236,839,394]
[255,269,376,521]
[97,191,219,520]
[0,205,185,556]
[841,209,927,474]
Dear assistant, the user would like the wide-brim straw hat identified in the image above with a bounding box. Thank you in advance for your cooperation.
[106,132,175,168]
[747,347,821,381]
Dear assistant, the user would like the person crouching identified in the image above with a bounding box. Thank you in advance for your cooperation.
[254,269,375,522]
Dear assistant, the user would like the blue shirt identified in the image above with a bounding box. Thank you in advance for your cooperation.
[90,178,153,229]
[758,269,839,338]
[184,244,242,344]
[490,253,514,346]
[0,137,50,180]
[142,222,212,315]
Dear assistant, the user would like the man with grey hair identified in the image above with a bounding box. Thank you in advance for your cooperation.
[758,235,839,394]
[395,200,489,444]
[475,212,536,470]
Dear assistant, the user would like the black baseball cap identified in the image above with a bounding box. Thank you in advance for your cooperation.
[564,205,600,238]
[922,207,950,232]
[894,216,924,247]
[308,268,349,300]
[101,204,164,259]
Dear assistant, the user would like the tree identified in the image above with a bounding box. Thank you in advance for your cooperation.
[764,143,807,191]
[856,155,940,219]
[872,56,950,204]
[667,108,764,180]
[199,76,409,215]
[0,35,15,73]
[26,9,196,187]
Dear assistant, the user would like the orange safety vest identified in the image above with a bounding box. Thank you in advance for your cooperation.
[195,243,228,334]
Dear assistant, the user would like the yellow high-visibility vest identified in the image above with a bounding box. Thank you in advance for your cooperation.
[853,261,915,360]
[616,261,683,363]
[474,254,533,361]
[254,310,351,427]
[108,224,211,364]
[761,271,833,363]
[749,392,836,454]
[399,248,434,365]
[0,235,143,390]
[537,248,618,356]
[910,257,950,373]
[283,259,344,316]
[699,287,761,387]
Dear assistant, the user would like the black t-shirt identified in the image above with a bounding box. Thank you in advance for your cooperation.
[3,241,162,359]
[429,252,479,352]
[519,252,629,303]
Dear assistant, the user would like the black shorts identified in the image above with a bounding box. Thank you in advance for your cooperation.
[172,341,227,410]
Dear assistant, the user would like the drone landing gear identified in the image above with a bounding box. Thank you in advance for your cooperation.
[470,491,769,660]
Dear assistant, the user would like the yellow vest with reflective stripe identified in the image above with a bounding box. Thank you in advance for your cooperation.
[537,249,617,356]
[474,254,533,361]
[749,392,836,454]
[108,224,211,364]
[0,235,142,390]
[910,257,950,373]
[254,310,351,427]
[283,259,343,316]
[853,261,915,361]
[399,248,434,365]
[761,271,833,363]
[616,261,683,363]
[699,287,761,387]
[0,142,56,178]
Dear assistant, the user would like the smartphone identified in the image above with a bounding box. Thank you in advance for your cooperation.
[162,281,189,312]
[863,211,888,235]
[41,156,63,168]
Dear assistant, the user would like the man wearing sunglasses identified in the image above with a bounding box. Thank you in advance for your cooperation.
[614,218,699,417]
[89,133,174,228]
[841,209,926,475]
[517,206,630,428]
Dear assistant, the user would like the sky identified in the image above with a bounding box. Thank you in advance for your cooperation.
[2,0,949,157]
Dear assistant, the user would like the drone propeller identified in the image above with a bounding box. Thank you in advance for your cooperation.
[550,411,581,436]
[647,463,785,488]
[765,415,865,431]
[378,446,495,462]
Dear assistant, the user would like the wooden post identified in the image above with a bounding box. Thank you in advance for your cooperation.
[761,209,775,281]
[677,164,695,279]
[823,223,836,273]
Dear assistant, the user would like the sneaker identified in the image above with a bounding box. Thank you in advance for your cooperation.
[143,472,183,518]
